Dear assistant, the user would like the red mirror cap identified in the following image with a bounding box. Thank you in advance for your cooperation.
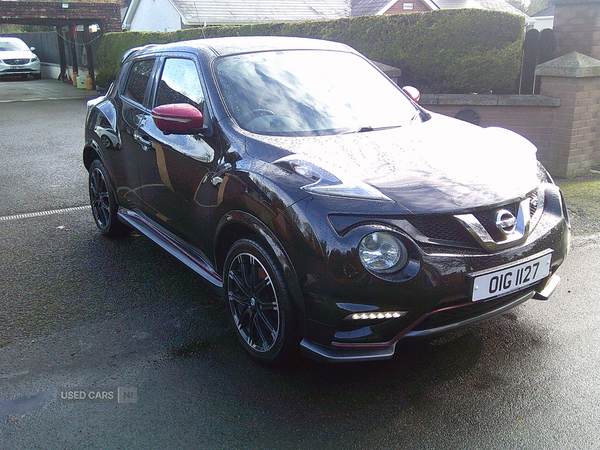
[402,86,421,103]
[151,103,204,134]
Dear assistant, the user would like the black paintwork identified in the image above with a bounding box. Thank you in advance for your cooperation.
[83,37,570,362]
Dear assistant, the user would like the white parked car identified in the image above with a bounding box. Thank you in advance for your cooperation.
[0,37,41,80]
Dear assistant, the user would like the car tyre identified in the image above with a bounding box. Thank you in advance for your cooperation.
[88,159,130,237]
[224,238,298,365]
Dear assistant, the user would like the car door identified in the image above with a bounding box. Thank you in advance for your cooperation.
[135,55,221,249]
[115,57,158,208]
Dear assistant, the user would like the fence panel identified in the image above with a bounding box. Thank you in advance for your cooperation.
[520,28,556,95]
[16,30,100,70]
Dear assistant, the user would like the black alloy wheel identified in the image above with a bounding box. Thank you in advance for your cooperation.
[88,159,129,237]
[224,238,297,364]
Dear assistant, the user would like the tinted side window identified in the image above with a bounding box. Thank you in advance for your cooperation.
[123,59,155,105]
[155,58,205,112]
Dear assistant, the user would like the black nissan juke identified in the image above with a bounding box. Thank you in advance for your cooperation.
[84,36,570,364]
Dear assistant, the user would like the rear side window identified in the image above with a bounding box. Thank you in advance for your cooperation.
[123,59,155,105]
[155,58,205,112]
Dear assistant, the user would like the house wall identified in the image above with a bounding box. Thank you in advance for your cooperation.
[384,0,432,13]
[129,0,182,32]
[532,16,554,31]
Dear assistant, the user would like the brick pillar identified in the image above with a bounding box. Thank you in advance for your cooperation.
[535,52,600,177]
[553,0,600,60]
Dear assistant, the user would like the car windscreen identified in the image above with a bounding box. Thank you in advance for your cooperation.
[214,50,419,137]
[0,39,30,52]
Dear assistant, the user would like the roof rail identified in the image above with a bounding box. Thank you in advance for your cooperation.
[120,44,159,65]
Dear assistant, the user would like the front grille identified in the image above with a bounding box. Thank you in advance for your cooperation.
[4,59,30,65]
[528,190,538,216]
[407,215,478,247]
[406,192,538,251]
[408,215,471,242]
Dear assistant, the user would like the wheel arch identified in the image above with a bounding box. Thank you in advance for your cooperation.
[214,210,309,336]
[83,140,121,197]
[83,139,103,172]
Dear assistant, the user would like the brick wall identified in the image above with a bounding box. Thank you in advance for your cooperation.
[553,0,600,60]
[540,76,600,175]
[421,96,564,175]
[0,1,121,33]
[422,63,600,179]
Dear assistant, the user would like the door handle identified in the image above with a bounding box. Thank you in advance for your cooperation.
[134,131,153,151]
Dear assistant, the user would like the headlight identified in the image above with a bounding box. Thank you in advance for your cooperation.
[32,56,39,62]
[537,161,554,184]
[359,231,408,273]
[274,156,391,201]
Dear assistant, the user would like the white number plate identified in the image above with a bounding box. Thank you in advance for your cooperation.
[13,66,25,69]
[471,252,552,302]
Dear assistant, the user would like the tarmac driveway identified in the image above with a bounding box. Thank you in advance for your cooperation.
[0,78,98,103]
[2,77,600,450]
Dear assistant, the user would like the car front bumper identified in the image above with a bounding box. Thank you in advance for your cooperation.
[0,59,41,76]
[300,273,561,362]
[278,183,570,362]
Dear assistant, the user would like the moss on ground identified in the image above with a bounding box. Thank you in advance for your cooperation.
[556,170,600,235]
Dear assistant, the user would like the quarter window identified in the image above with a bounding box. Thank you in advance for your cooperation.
[123,59,155,105]
[155,58,205,112]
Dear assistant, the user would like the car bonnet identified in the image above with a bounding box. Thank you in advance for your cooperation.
[248,113,540,214]
[0,50,34,59]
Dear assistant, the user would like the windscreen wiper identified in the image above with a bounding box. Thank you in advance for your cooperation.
[342,125,401,135]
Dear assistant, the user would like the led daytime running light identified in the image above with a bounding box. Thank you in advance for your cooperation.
[350,311,406,320]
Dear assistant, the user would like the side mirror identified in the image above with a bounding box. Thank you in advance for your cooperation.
[30,46,36,52]
[402,86,421,103]
[151,103,205,135]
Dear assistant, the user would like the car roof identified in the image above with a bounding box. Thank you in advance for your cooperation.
[125,36,356,63]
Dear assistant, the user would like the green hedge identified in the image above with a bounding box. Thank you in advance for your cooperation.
[96,9,524,94]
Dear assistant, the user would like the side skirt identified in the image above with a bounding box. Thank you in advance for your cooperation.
[118,208,224,291]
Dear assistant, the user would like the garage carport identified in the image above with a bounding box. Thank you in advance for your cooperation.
[0,1,121,88]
